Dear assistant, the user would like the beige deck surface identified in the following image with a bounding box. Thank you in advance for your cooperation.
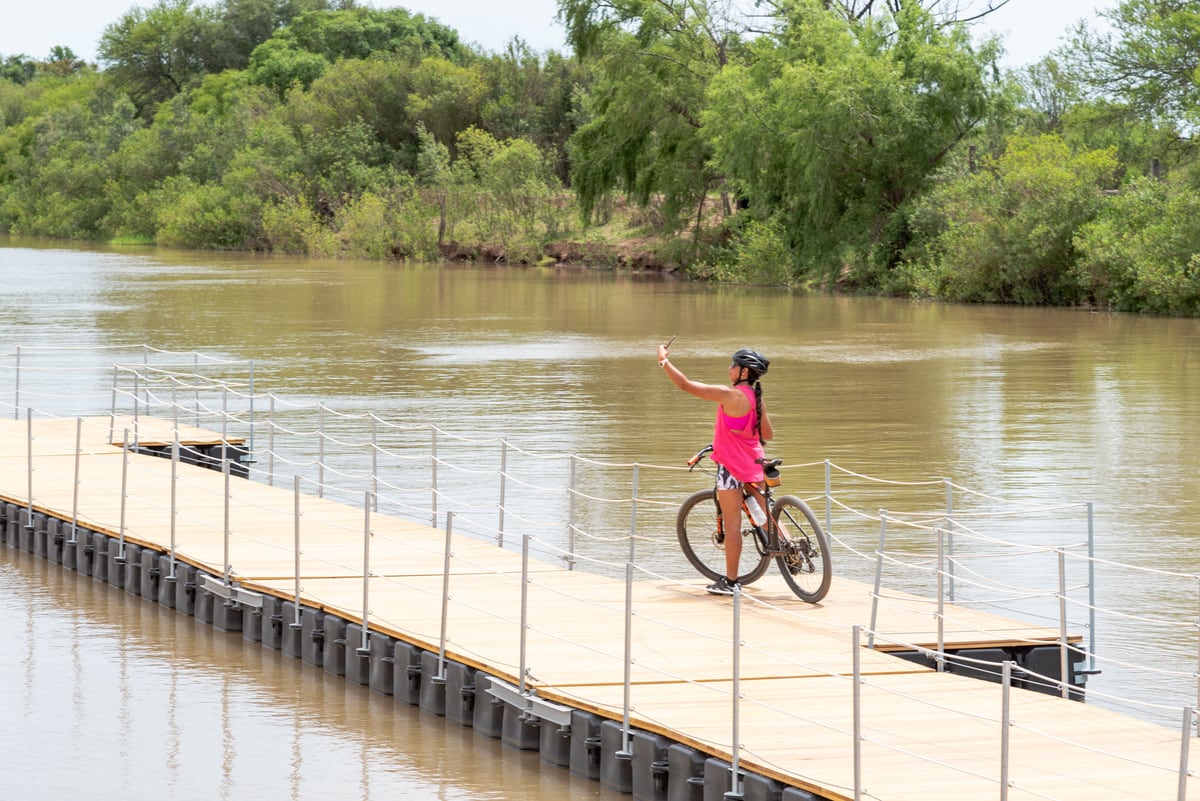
[0,416,1194,801]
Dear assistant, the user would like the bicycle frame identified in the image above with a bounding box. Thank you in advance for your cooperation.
[687,445,783,554]
[679,444,832,603]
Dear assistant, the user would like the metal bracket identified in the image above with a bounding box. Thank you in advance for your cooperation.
[486,678,573,730]
[486,678,530,712]
[529,695,573,729]
[198,572,264,609]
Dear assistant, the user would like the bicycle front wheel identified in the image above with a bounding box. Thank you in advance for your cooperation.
[771,495,832,603]
[676,489,772,586]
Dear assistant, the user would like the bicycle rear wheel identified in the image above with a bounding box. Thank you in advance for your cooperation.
[676,488,772,586]
[771,495,832,603]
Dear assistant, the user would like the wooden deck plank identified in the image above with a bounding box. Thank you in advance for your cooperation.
[0,415,243,455]
[249,571,929,688]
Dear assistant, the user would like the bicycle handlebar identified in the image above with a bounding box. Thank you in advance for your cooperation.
[686,444,713,469]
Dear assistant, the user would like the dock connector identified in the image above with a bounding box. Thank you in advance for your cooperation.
[198,572,265,610]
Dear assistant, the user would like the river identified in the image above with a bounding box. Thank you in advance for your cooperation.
[1,239,1198,799]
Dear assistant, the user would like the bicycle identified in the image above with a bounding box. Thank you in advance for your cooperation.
[675,445,832,603]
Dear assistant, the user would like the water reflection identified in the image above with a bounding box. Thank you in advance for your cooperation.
[0,548,621,801]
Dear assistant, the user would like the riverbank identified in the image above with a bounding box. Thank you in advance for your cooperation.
[440,236,680,272]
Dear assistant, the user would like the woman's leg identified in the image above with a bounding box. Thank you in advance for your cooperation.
[717,487,743,580]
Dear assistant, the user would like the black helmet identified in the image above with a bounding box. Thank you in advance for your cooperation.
[731,348,769,376]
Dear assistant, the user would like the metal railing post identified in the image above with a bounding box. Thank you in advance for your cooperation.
[727,586,743,800]
[438,512,454,680]
[370,416,379,512]
[361,491,372,652]
[944,479,956,602]
[565,454,577,571]
[25,408,34,524]
[868,511,887,649]
[268,395,276,487]
[519,533,530,695]
[1179,707,1195,800]
[118,429,129,560]
[221,385,230,471]
[852,625,863,801]
[193,352,200,426]
[430,427,439,529]
[292,476,302,627]
[935,528,945,671]
[620,562,635,759]
[247,360,256,459]
[1001,661,1012,801]
[109,364,118,443]
[69,418,81,545]
[169,432,179,579]
[12,345,20,419]
[498,439,508,547]
[1087,501,1097,671]
[317,404,326,498]
[223,456,231,584]
[141,345,150,411]
[1058,549,1070,699]
[629,463,639,563]
[824,459,832,540]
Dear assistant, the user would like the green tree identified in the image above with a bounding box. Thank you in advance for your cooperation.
[415,122,453,245]
[904,133,1118,305]
[0,54,37,84]
[282,56,415,164]
[0,77,139,238]
[99,0,220,115]
[1015,57,1078,133]
[560,0,748,230]
[101,0,343,113]
[41,47,86,77]
[209,0,333,70]
[103,81,277,239]
[1065,0,1200,125]
[407,57,486,150]
[477,41,589,181]
[246,37,328,94]
[704,1,1005,284]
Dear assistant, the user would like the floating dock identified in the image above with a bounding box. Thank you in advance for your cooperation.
[1,416,1194,801]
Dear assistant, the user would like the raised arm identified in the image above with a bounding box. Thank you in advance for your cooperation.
[657,343,751,415]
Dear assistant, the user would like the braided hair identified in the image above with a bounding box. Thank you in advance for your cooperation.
[731,347,768,446]
[734,373,766,446]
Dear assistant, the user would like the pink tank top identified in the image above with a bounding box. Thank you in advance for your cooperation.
[712,384,764,483]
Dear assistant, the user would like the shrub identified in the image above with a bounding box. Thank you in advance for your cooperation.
[1073,178,1200,315]
[262,195,332,254]
[155,177,262,249]
[903,134,1118,305]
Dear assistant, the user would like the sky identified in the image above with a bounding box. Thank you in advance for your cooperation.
[0,0,1114,68]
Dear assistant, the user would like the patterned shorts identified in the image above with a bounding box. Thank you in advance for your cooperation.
[715,463,743,491]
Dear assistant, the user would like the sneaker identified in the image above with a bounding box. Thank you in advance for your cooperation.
[705,576,741,596]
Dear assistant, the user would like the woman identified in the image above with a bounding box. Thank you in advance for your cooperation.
[656,342,772,594]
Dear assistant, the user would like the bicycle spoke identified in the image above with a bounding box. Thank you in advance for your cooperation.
[771,495,832,603]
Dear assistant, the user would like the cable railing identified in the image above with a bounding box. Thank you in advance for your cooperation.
[3,344,1199,799]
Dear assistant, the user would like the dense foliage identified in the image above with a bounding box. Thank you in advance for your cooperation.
[0,0,1198,315]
